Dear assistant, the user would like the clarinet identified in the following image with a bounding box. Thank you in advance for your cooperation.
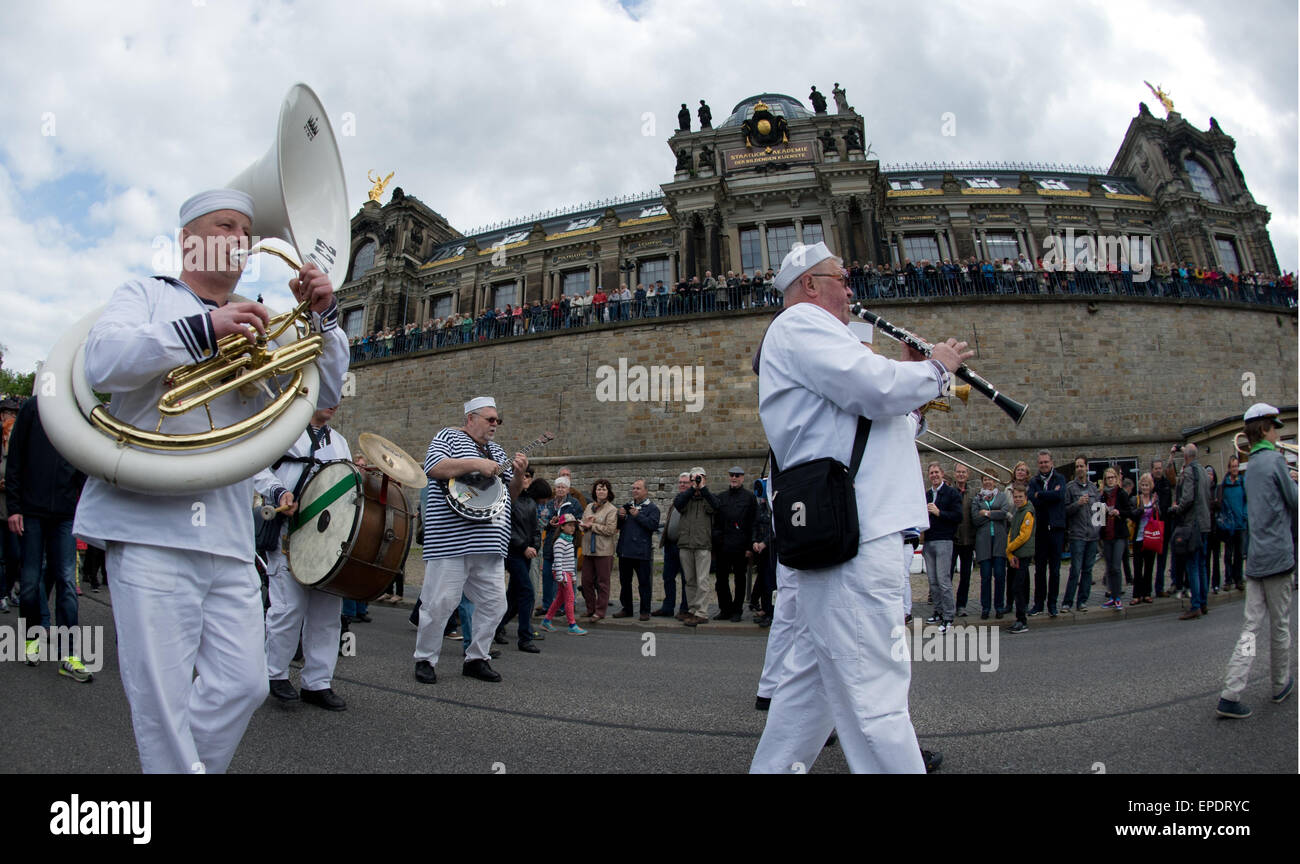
[849,303,1029,424]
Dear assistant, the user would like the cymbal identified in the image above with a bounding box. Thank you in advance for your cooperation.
[357,432,427,489]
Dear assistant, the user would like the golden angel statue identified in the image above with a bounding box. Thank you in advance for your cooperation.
[367,170,395,202]
[1144,81,1174,116]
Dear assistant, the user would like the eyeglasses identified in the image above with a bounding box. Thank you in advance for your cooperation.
[811,271,849,287]
[472,413,503,426]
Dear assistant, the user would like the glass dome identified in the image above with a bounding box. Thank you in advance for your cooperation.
[718,94,815,128]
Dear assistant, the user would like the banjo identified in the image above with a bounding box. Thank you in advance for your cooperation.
[446,431,554,522]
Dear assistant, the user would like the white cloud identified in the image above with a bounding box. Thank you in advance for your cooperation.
[0,0,1294,370]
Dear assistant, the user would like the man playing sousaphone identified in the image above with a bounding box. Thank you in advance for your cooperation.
[72,189,350,773]
[256,403,350,711]
[414,396,528,684]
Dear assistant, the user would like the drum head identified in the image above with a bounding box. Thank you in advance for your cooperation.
[288,461,362,587]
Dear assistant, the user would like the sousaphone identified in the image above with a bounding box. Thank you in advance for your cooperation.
[40,83,349,493]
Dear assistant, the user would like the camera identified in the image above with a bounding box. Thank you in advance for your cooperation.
[691,473,704,485]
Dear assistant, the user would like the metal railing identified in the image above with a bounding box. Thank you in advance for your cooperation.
[347,273,1295,363]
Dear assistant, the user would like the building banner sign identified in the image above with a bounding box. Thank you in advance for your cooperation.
[723,142,815,172]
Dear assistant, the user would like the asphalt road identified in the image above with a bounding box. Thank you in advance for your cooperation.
[1,588,1294,774]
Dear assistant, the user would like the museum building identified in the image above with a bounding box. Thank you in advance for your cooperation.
[335,90,1280,339]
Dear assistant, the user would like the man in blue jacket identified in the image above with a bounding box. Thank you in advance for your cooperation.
[1027,450,1067,616]
[615,478,660,620]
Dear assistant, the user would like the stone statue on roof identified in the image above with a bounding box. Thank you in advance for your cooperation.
[809,85,827,114]
[698,100,712,129]
[832,83,849,113]
[678,103,691,131]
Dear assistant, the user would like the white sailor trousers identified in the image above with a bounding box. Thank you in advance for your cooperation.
[264,547,343,691]
[751,532,924,774]
[756,564,799,699]
[106,542,268,774]
[413,553,507,666]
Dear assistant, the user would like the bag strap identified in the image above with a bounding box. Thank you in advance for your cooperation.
[847,416,872,475]
[769,416,872,478]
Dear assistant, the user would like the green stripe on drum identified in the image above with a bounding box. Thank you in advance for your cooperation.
[291,473,359,533]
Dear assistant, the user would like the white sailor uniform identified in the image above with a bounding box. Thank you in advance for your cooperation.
[73,276,349,773]
[750,302,944,774]
[756,409,928,699]
[259,425,350,692]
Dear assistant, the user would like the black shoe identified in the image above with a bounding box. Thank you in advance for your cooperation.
[922,749,943,773]
[518,642,541,653]
[301,687,346,711]
[1027,607,1042,618]
[980,611,989,620]
[530,631,545,641]
[1009,621,1028,634]
[712,611,731,620]
[463,659,502,682]
[414,660,437,684]
[269,678,298,702]
[729,612,743,623]
[1215,698,1252,719]
[650,608,673,617]
[493,631,509,645]
[354,612,372,623]
[755,695,771,711]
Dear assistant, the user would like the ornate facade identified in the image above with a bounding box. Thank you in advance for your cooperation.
[335,92,1279,338]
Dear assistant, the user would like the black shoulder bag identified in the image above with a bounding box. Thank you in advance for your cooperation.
[769,416,871,570]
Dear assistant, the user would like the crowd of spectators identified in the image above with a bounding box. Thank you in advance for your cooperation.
[349,259,1296,363]
[916,446,1299,635]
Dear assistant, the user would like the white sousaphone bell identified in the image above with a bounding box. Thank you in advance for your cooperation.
[39,82,350,494]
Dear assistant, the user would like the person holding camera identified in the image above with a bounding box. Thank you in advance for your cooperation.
[674,467,720,626]
[614,479,660,620]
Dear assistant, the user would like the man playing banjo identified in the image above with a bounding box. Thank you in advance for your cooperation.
[413,396,528,683]
[258,403,350,711]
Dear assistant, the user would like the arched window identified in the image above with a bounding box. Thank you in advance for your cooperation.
[348,240,377,281]
[1183,159,1221,203]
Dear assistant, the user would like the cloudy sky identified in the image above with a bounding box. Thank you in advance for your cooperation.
[0,0,1295,371]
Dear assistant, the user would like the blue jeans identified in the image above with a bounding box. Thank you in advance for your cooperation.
[1063,539,1098,607]
[541,555,557,610]
[502,554,535,644]
[1187,533,1209,611]
[458,595,474,647]
[342,598,369,618]
[19,517,76,635]
[659,542,688,613]
[979,557,1006,614]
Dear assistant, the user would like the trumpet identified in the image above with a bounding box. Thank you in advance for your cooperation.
[922,383,971,414]
[1234,432,1299,458]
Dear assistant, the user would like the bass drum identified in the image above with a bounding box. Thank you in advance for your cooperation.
[288,460,414,601]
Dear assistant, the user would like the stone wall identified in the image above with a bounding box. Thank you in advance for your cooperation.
[334,296,1297,516]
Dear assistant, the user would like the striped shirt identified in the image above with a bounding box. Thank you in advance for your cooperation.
[553,534,576,577]
[422,427,512,560]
